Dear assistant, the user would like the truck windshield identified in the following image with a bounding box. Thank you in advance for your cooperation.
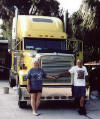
[24,38,66,51]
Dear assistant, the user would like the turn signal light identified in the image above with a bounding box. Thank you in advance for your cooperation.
[61,96,66,99]
[41,97,45,99]
[68,96,73,99]
[47,96,52,99]
[54,96,59,99]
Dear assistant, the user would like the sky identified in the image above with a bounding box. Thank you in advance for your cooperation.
[57,0,83,15]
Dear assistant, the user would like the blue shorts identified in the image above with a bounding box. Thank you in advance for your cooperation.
[74,86,86,98]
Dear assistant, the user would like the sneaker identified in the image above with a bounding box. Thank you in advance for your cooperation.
[82,107,87,115]
[78,107,82,115]
[74,99,80,108]
[33,112,39,116]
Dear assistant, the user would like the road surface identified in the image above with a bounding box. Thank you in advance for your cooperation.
[0,80,100,119]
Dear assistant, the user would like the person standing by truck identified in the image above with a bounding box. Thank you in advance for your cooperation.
[27,60,56,116]
[55,59,88,115]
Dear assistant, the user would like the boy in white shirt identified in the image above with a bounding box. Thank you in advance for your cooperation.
[55,59,88,115]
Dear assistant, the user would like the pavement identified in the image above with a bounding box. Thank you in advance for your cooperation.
[0,80,100,119]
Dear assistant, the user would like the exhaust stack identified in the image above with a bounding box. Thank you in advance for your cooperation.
[14,6,18,50]
[64,10,68,33]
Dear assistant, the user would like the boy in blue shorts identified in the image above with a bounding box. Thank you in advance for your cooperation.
[55,59,88,115]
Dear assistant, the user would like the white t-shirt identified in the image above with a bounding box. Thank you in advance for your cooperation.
[69,66,88,86]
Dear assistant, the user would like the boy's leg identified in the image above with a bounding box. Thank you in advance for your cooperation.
[79,86,86,115]
[74,86,80,107]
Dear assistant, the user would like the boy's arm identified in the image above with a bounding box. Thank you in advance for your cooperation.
[45,75,56,79]
[85,75,89,86]
[55,70,70,79]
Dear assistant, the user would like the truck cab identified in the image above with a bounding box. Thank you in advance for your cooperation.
[9,15,89,108]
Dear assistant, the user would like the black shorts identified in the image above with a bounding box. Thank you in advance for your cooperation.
[29,90,42,93]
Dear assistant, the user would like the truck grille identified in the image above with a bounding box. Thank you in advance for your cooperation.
[41,55,74,85]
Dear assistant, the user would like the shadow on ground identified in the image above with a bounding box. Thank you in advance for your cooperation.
[25,101,78,110]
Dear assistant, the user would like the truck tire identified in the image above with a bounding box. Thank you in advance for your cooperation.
[18,87,22,100]
[18,101,27,108]
[9,76,16,87]
[18,87,27,108]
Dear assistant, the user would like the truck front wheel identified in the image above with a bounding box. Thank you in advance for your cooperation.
[18,87,27,108]
[18,101,27,108]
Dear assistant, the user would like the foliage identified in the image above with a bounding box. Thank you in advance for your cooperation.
[67,0,100,62]
[30,0,60,17]
[1,20,12,40]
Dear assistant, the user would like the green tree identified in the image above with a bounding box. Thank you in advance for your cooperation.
[29,0,60,17]
[68,0,100,62]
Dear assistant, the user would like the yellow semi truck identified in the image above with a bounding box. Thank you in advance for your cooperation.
[9,7,90,108]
